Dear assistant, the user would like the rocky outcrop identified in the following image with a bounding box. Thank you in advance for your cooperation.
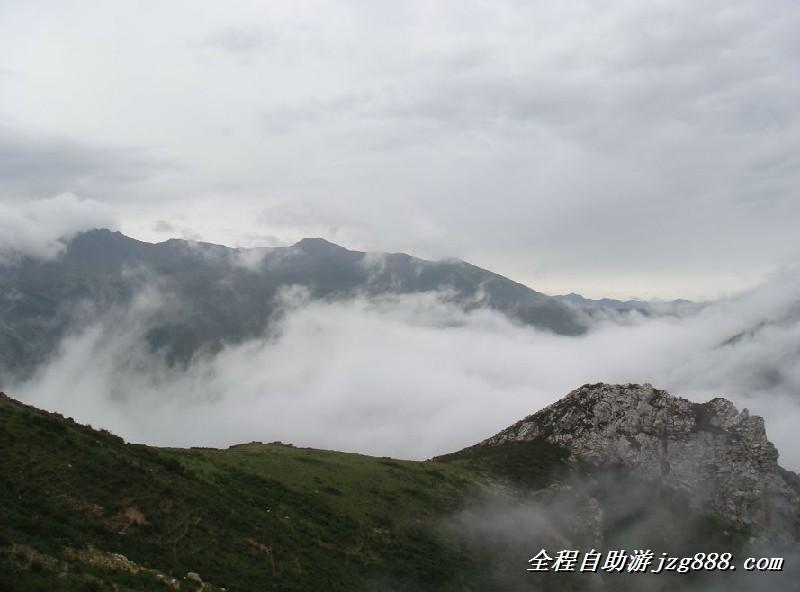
[482,383,800,542]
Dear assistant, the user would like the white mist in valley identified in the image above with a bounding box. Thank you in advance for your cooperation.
[10,267,800,468]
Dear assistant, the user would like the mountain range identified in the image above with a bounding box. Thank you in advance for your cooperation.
[0,229,708,385]
[0,229,592,381]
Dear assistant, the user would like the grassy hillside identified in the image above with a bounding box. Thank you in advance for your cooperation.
[0,392,506,591]
[0,392,753,591]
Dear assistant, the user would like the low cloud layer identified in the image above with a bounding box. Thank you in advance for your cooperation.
[448,481,799,591]
[8,266,800,470]
[0,193,116,261]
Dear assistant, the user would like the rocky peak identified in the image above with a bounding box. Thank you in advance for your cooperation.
[483,383,800,541]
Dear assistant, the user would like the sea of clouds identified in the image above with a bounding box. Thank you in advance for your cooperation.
[9,264,800,469]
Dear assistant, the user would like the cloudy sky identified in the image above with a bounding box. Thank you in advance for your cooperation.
[2,0,799,299]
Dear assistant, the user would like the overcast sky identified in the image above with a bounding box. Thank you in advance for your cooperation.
[2,0,799,299]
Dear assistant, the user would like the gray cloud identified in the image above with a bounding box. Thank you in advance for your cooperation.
[153,220,177,234]
[195,25,277,64]
[0,126,170,200]
[1,1,799,298]
[0,193,116,261]
[200,27,273,54]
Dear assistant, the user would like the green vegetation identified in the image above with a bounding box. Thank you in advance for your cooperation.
[435,439,571,489]
[0,393,498,591]
[0,393,750,591]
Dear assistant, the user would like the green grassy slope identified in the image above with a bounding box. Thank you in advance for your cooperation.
[0,392,507,591]
[0,392,753,592]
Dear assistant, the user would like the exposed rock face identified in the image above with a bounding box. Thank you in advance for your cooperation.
[482,383,800,541]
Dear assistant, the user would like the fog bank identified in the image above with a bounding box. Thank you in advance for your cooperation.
[9,267,800,468]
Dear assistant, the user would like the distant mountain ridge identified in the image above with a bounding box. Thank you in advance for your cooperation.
[554,292,701,316]
[0,229,588,379]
